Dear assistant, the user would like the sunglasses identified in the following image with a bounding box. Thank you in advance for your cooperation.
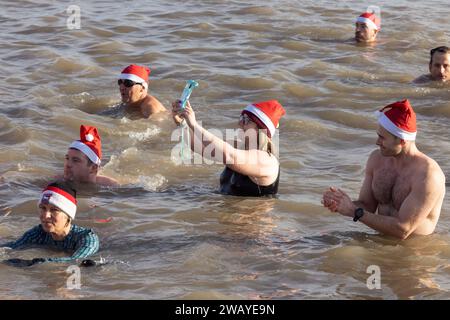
[239,113,253,125]
[117,79,143,88]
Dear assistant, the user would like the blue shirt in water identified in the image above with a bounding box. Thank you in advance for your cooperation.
[1,224,99,263]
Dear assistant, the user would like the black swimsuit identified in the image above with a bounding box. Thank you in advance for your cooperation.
[219,166,280,197]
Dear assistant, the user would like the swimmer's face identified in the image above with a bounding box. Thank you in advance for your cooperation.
[238,113,266,149]
[429,52,450,82]
[376,126,403,156]
[238,113,259,132]
[118,80,147,104]
[64,148,97,183]
[355,22,378,43]
[39,203,70,234]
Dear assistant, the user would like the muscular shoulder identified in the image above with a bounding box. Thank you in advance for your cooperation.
[366,149,383,170]
[417,155,445,186]
[141,95,166,117]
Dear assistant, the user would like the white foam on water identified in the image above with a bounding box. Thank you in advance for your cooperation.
[136,174,167,191]
[120,127,161,142]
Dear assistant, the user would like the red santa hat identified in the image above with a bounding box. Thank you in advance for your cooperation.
[356,12,381,30]
[39,182,77,220]
[377,99,417,141]
[242,100,286,138]
[118,64,150,89]
[69,125,102,165]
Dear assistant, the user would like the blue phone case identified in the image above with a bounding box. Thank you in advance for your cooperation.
[180,80,199,109]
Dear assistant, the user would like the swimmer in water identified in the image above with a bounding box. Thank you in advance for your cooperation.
[355,11,380,43]
[173,99,285,197]
[118,64,167,118]
[414,46,450,84]
[1,181,100,266]
[62,125,118,187]
[322,100,445,239]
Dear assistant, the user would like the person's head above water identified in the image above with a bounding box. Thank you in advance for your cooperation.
[376,99,417,157]
[355,11,381,43]
[64,125,102,183]
[429,46,450,82]
[38,181,77,234]
[118,64,151,105]
[240,100,286,138]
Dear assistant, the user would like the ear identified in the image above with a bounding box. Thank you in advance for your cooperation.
[89,164,99,175]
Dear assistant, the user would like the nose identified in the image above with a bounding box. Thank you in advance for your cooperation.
[440,66,446,75]
[41,209,52,220]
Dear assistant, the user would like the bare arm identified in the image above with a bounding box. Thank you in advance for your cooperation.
[173,101,278,179]
[359,169,444,239]
[326,166,444,239]
[354,151,378,213]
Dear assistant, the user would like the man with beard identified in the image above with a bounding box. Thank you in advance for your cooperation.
[414,46,450,83]
[322,100,445,239]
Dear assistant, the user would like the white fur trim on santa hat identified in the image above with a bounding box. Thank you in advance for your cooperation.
[377,112,416,141]
[70,141,101,165]
[39,191,77,220]
[356,16,379,30]
[118,73,148,89]
[244,104,276,137]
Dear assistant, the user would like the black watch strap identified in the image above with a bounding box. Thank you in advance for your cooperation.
[353,207,365,222]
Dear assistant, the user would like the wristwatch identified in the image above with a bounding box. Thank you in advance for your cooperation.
[353,207,365,222]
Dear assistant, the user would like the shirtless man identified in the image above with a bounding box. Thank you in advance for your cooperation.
[355,11,380,43]
[63,125,118,187]
[414,46,450,83]
[118,64,166,118]
[323,100,445,239]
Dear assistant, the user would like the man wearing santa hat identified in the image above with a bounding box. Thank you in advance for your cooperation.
[63,125,119,186]
[118,64,167,118]
[414,46,450,83]
[355,11,380,43]
[322,100,445,239]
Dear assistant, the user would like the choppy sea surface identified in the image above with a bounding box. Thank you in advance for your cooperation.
[0,0,450,299]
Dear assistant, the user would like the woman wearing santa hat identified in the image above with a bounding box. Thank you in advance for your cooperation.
[172,99,285,197]
[1,181,100,266]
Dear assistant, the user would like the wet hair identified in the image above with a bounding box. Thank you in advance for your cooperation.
[430,46,450,65]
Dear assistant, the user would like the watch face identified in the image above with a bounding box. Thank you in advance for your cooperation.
[354,208,364,221]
